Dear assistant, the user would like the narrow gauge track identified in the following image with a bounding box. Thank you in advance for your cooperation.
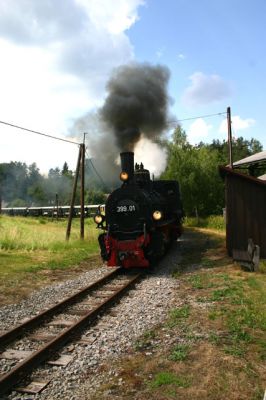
[0,268,144,396]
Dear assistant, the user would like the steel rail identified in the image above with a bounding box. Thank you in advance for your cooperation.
[0,268,120,347]
[0,272,143,395]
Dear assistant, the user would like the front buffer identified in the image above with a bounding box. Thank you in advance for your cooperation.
[99,233,150,268]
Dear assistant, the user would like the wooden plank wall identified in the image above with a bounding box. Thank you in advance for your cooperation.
[225,171,266,258]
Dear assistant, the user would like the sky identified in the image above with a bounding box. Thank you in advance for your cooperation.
[0,0,265,173]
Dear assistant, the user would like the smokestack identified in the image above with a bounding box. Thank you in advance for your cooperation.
[120,152,134,181]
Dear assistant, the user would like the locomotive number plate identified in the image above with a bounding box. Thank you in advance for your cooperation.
[116,205,136,212]
[116,199,138,213]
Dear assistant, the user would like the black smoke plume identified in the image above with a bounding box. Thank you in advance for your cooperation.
[70,62,171,187]
[100,63,171,151]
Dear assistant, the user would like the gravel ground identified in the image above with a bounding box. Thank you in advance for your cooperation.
[0,267,112,331]
[0,239,183,400]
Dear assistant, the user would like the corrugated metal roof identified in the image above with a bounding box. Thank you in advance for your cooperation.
[233,150,266,167]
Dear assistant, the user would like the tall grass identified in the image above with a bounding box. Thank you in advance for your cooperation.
[0,215,103,303]
[184,215,225,231]
[0,215,101,275]
[0,215,99,251]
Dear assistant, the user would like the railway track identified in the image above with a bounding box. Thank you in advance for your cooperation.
[0,268,144,396]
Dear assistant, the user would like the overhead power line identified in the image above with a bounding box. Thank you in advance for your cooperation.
[89,159,107,189]
[0,119,79,145]
[85,149,107,188]
[0,111,227,147]
[168,111,227,125]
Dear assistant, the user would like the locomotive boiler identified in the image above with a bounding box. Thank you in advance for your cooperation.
[94,151,183,268]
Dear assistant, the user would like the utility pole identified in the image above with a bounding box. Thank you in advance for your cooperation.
[66,145,82,241]
[80,142,85,239]
[227,106,233,168]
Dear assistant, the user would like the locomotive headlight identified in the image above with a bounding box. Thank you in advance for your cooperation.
[120,171,129,181]
[94,214,103,224]
[153,210,162,220]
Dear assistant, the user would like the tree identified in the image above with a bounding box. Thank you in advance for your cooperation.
[209,137,263,165]
[0,162,28,205]
[48,167,61,179]
[61,162,73,178]
[86,189,106,204]
[46,166,72,205]
[162,128,263,216]
[162,127,223,216]
[26,163,47,205]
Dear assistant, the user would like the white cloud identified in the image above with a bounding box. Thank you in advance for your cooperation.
[182,72,231,106]
[178,53,186,60]
[0,0,85,44]
[0,0,144,93]
[0,0,144,172]
[187,118,212,144]
[219,115,256,134]
[0,0,144,43]
[76,0,144,35]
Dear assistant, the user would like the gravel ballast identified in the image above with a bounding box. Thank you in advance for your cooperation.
[0,240,183,400]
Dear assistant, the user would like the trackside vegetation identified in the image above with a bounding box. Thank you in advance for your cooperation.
[161,126,263,216]
[0,215,101,305]
[184,215,225,231]
[89,226,266,400]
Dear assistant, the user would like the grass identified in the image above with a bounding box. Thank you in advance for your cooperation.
[186,273,217,289]
[167,305,190,328]
[184,215,225,231]
[204,273,265,353]
[169,344,190,361]
[0,215,101,304]
[0,215,98,251]
[150,372,191,388]
[88,226,266,400]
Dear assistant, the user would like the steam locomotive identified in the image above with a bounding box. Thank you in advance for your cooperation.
[94,152,183,268]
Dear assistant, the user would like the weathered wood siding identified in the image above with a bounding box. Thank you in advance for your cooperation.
[220,167,266,258]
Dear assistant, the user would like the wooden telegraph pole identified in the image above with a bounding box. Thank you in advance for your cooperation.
[227,106,233,168]
[66,145,82,241]
[66,134,86,241]
[80,142,85,239]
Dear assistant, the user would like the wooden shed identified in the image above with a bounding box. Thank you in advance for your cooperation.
[219,154,266,259]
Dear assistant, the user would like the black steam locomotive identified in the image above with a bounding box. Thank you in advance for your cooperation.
[94,152,183,268]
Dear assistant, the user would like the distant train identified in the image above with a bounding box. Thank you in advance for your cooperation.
[1,205,100,218]
[94,152,183,268]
